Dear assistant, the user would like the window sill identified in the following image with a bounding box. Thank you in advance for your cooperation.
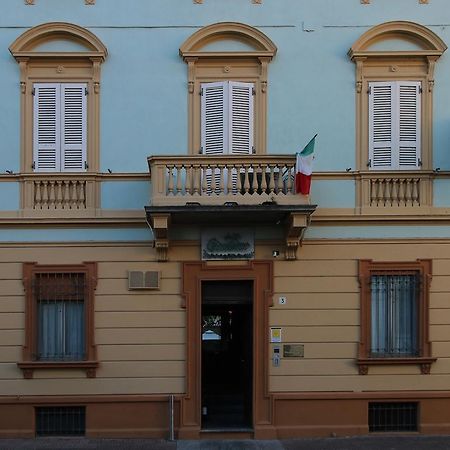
[18,361,98,379]
[357,357,436,375]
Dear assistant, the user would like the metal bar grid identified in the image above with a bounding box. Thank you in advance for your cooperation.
[33,272,86,361]
[370,273,420,357]
[369,402,418,432]
[35,406,86,436]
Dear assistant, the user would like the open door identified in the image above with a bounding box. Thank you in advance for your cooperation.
[201,280,253,430]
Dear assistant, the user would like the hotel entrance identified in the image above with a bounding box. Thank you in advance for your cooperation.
[201,280,253,429]
[180,261,274,439]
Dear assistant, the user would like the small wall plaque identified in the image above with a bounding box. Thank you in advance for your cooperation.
[283,344,304,358]
[270,327,282,343]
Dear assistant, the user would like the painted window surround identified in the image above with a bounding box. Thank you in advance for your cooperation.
[9,22,108,175]
[179,22,277,155]
[357,259,435,376]
[349,21,447,173]
[18,262,98,379]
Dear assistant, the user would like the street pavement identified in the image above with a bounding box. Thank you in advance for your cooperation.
[2,436,450,450]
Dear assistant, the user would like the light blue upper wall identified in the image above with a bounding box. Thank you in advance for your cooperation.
[0,29,21,173]
[1,0,450,174]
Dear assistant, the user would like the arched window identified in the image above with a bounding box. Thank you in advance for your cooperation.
[179,22,277,155]
[9,22,107,173]
[349,21,446,172]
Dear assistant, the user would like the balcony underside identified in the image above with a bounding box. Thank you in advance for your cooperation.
[145,203,316,262]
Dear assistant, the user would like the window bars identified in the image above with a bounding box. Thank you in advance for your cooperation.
[370,274,419,357]
[369,402,418,432]
[36,406,86,436]
[33,273,86,361]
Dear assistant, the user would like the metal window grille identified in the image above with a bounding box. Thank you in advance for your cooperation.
[36,406,86,436]
[33,273,86,361]
[370,273,419,357]
[369,402,418,432]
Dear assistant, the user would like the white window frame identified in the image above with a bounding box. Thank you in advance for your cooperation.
[33,82,87,173]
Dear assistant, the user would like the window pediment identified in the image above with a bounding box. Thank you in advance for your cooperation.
[9,22,107,60]
[348,20,447,59]
[180,22,277,59]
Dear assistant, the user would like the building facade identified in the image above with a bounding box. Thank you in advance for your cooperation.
[1,0,450,439]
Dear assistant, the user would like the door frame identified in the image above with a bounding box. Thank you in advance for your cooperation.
[180,261,275,439]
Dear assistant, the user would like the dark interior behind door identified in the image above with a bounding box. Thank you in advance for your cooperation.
[201,280,253,429]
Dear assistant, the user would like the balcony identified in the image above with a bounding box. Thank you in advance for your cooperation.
[148,155,310,207]
[21,173,98,217]
[358,171,433,214]
[146,155,316,261]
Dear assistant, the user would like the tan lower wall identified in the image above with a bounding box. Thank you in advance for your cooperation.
[0,395,180,438]
[273,392,450,437]
[1,239,450,396]
[2,392,450,438]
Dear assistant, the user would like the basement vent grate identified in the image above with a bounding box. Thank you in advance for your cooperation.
[36,406,86,436]
[128,270,160,290]
[369,402,418,432]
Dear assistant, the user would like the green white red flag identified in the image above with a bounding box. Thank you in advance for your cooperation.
[296,134,317,195]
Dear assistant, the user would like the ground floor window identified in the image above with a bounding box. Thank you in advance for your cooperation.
[369,402,418,432]
[36,406,86,436]
[18,262,98,378]
[357,259,434,374]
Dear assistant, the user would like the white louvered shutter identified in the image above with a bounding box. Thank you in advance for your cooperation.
[369,82,394,170]
[33,83,61,172]
[369,81,421,170]
[61,84,87,172]
[229,81,254,155]
[398,82,421,169]
[201,82,227,193]
[201,82,227,155]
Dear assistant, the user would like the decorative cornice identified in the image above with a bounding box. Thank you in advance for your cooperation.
[9,22,107,61]
[349,21,447,60]
[180,22,277,59]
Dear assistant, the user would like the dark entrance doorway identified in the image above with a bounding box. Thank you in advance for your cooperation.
[201,280,253,430]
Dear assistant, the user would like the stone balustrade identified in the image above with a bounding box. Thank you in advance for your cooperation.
[359,171,433,211]
[148,155,309,206]
[22,174,98,215]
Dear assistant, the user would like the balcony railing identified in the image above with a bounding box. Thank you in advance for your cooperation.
[22,174,98,216]
[359,171,433,212]
[148,155,309,206]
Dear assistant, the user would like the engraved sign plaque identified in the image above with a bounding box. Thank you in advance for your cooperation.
[202,229,254,261]
[283,344,304,358]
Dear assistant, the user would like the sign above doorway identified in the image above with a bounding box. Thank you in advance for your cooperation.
[201,228,255,260]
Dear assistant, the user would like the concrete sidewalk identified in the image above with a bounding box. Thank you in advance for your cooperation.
[2,436,450,450]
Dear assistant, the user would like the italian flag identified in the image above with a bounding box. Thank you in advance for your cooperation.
[296,134,317,195]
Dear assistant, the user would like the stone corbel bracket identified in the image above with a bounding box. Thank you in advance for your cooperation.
[285,213,310,260]
[149,213,170,262]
